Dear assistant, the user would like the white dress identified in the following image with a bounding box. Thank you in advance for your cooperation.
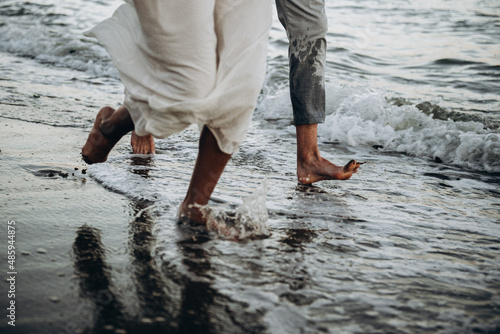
[85,0,272,154]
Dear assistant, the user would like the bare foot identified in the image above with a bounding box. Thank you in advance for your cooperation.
[178,202,207,225]
[295,124,362,184]
[81,107,118,164]
[297,156,362,184]
[81,106,133,164]
[131,131,155,154]
[177,203,242,241]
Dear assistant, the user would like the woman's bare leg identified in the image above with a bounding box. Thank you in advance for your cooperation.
[81,106,134,164]
[296,124,361,184]
[179,126,232,224]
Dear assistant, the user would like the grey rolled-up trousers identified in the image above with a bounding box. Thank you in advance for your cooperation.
[275,0,327,125]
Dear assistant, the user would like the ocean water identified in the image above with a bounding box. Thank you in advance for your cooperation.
[1,0,499,333]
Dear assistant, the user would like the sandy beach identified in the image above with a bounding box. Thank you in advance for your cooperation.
[1,115,141,333]
[0,113,286,334]
[2,110,500,334]
[1,0,500,332]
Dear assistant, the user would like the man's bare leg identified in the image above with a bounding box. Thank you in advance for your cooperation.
[131,131,155,154]
[81,106,134,164]
[296,124,361,184]
[179,126,232,224]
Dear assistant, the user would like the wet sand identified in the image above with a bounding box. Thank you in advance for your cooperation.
[1,115,268,334]
[0,116,139,333]
[2,111,500,334]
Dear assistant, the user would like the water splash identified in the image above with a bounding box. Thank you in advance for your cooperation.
[206,180,270,240]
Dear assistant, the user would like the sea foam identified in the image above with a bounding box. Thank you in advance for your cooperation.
[0,10,119,78]
[259,83,500,173]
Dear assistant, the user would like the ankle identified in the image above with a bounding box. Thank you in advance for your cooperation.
[99,119,118,140]
[99,114,133,141]
[297,147,321,166]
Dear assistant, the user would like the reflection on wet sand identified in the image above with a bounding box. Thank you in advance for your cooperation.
[71,156,375,333]
[129,156,155,179]
[72,157,267,333]
[128,201,176,330]
[73,225,126,332]
[281,228,318,250]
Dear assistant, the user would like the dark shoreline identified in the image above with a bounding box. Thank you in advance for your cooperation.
[0,117,266,334]
[0,117,132,333]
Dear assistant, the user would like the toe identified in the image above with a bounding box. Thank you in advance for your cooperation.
[343,160,357,172]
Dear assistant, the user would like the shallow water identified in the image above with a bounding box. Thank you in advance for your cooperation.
[85,125,500,333]
[1,0,500,333]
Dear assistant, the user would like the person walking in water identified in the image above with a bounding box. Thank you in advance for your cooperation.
[82,0,361,224]
[275,0,361,184]
[82,0,273,223]
[127,0,362,185]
